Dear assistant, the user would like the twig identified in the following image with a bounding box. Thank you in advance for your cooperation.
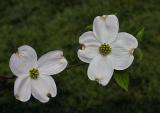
[0,76,15,80]
[66,62,86,70]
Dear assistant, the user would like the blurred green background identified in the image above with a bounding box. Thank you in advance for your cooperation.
[0,0,160,113]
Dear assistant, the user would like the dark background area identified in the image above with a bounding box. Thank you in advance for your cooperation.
[0,0,160,113]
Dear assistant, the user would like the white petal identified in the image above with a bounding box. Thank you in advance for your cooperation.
[40,75,57,97]
[110,32,138,70]
[14,76,31,102]
[87,55,114,86]
[37,51,68,76]
[79,31,100,46]
[93,15,119,44]
[9,45,37,76]
[108,53,134,70]
[78,46,99,63]
[78,31,100,63]
[31,76,57,103]
[111,32,138,49]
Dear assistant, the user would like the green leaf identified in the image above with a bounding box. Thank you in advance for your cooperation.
[136,27,144,42]
[114,73,129,91]
[134,48,143,61]
[85,24,93,30]
[113,12,118,15]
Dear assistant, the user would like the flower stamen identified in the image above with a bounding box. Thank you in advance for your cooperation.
[29,68,39,79]
[99,43,111,56]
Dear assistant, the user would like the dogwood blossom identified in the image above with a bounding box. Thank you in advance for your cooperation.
[78,15,138,86]
[9,45,68,103]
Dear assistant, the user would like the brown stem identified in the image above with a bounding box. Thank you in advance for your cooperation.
[0,76,15,80]
[66,62,86,70]
[0,62,86,80]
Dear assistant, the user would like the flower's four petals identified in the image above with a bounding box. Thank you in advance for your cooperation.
[9,45,37,76]
[38,51,68,76]
[87,55,114,86]
[93,15,119,44]
[110,32,138,70]
[31,76,57,103]
[14,76,31,102]
[78,31,100,63]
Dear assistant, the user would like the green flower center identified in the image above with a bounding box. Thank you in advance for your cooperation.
[29,68,39,79]
[99,43,111,56]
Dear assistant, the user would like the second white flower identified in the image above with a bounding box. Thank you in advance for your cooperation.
[78,15,138,86]
[9,45,68,103]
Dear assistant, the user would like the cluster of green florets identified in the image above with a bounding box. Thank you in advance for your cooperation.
[99,43,111,56]
[29,68,39,79]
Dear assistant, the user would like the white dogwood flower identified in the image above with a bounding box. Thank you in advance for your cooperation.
[78,15,138,86]
[9,45,68,103]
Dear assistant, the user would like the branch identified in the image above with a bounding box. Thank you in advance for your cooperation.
[0,76,15,80]
[66,62,86,70]
[0,62,86,80]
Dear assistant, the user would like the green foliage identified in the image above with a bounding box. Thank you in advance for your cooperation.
[114,72,129,91]
[136,27,144,42]
[85,24,93,31]
[134,48,143,61]
[0,0,160,113]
